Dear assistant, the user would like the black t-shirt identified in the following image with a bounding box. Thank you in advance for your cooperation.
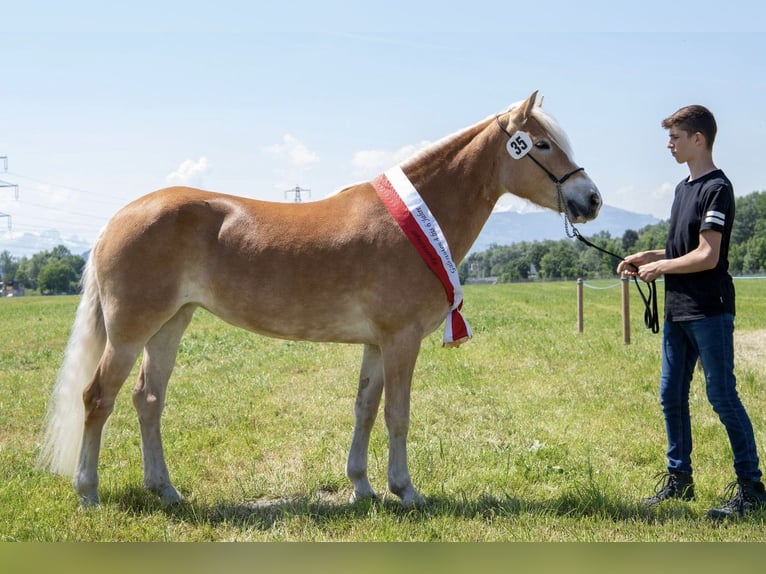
[664,169,735,321]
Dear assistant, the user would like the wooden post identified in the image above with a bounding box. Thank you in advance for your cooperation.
[621,275,631,345]
[576,278,583,333]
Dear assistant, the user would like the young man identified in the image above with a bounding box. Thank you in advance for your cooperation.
[618,105,766,519]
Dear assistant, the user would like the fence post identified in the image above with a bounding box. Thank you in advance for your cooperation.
[576,277,583,333]
[621,275,631,345]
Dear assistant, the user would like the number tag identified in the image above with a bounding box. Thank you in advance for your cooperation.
[506,131,533,160]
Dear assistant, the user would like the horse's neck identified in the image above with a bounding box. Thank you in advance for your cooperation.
[403,119,500,263]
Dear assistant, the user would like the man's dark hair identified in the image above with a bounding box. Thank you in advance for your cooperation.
[662,105,717,150]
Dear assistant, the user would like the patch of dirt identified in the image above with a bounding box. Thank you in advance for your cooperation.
[735,329,766,375]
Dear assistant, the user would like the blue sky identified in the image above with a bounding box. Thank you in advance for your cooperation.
[2,1,765,256]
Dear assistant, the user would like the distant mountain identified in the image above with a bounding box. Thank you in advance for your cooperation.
[469,204,662,253]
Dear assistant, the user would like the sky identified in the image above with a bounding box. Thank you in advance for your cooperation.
[2,0,765,257]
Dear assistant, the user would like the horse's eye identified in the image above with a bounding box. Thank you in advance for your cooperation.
[535,140,551,150]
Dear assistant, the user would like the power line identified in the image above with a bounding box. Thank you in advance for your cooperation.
[6,170,126,205]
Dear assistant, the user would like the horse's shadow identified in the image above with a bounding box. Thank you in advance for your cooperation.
[104,485,697,532]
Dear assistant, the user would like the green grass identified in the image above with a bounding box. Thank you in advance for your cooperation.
[1,279,765,541]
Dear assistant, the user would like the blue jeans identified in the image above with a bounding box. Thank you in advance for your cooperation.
[660,313,762,481]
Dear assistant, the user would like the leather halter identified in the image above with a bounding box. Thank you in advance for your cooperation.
[494,114,585,185]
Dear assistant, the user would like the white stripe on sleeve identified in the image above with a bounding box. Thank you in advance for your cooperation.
[704,210,725,226]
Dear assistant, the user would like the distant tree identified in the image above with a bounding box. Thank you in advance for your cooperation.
[741,237,766,274]
[0,250,17,282]
[49,245,72,259]
[731,191,766,245]
[622,229,639,252]
[38,260,77,294]
[539,241,579,279]
[5,244,85,292]
[15,258,35,289]
[633,221,670,252]
[499,245,532,281]
[729,241,745,274]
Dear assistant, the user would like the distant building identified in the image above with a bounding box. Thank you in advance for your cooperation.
[1,281,24,297]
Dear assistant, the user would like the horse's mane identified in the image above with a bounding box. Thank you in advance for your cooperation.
[526,104,575,159]
[401,99,575,169]
[321,98,576,199]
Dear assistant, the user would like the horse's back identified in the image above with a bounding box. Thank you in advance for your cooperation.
[98,185,352,271]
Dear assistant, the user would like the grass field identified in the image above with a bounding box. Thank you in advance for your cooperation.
[1,279,765,542]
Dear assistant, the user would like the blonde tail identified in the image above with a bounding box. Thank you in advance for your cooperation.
[38,257,106,477]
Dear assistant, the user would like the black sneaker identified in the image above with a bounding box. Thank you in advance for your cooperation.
[707,479,766,520]
[641,470,695,506]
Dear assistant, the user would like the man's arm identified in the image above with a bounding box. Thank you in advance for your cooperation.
[635,230,722,282]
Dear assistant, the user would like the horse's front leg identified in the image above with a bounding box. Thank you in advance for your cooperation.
[346,344,385,502]
[382,335,425,507]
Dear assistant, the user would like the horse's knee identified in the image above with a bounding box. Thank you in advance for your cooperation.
[131,371,166,416]
[131,386,162,410]
[82,383,115,426]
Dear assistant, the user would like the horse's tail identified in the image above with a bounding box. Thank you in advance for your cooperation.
[38,256,106,477]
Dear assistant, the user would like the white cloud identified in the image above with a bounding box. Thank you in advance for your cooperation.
[607,182,674,218]
[165,157,211,187]
[351,141,432,175]
[0,228,93,258]
[264,135,319,167]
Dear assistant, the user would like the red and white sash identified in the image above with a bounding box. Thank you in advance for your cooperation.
[372,165,472,347]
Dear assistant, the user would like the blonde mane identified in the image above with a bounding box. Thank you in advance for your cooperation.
[401,99,575,169]
[527,105,575,160]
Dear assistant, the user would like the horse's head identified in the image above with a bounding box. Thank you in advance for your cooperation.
[496,91,601,223]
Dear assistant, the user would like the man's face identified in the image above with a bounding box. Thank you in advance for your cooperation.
[666,127,695,164]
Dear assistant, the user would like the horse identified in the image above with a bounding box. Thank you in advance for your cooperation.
[39,91,601,508]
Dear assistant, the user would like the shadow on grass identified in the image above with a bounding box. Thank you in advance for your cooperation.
[104,484,700,532]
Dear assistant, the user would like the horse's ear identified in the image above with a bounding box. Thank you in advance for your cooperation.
[520,90,539,122]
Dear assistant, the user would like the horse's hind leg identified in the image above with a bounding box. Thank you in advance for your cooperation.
[346,344,384,502]
[76,342,143,506]
[132,305,195,505]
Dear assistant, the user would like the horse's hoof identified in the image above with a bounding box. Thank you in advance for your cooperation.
[78,495,100,509]
[399,489,426,509]
[153,484,184,506]
[75,479,100,508]
[349,489,378,504]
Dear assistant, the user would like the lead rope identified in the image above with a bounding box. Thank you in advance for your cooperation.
[558,187,660,334]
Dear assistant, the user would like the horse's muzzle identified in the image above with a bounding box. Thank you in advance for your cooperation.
[567,186,602,223]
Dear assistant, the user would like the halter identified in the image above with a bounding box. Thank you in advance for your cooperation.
[494,115,585,187]
[495,114,660,334]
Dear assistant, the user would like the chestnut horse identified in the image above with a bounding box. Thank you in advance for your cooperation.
[40,91,601,507]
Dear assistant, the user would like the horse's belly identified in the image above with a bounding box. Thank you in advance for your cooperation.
[204,297,376,344]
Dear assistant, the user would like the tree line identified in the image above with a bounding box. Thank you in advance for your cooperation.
[0,245,85,295]
[459,190,766,283]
